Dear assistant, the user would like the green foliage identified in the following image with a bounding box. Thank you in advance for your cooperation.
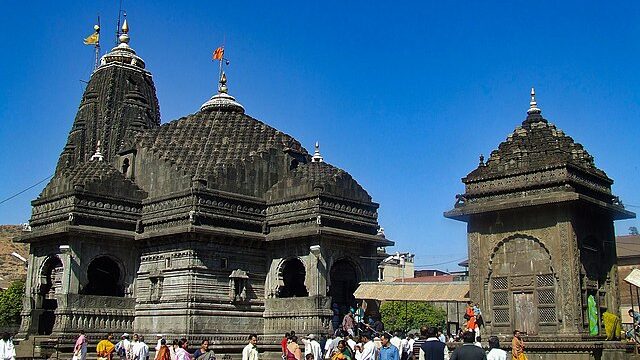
[379,301,446,332]
[0,280,25,327]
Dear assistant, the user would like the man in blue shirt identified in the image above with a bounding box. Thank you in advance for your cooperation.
[379,333,399,360]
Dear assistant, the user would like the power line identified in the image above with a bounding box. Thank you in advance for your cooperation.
[0,174,53,206]
[414,257,468,268]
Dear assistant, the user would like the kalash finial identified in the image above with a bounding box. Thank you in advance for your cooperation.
[527,87,541,115]
[218,71,228,94]
[119,18,130,45]
[311,141,324,163]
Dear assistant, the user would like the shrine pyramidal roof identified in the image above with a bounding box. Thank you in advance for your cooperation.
[465,88,609,183]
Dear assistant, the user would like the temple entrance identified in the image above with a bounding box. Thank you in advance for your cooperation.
[277,258,308,298]
[489,236,557,335]
[329,259,359,316]
[37,256,63,335]
[81,256,124,297]
[513,292,536,335]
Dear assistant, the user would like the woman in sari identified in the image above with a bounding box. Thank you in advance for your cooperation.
[511,330,526,360]
[330,340,352,360]
[287,336,302,360]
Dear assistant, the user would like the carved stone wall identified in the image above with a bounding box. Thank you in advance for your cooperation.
[468,205,592,337]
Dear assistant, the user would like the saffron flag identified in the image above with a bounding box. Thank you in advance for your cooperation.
[213,47,224,60]
[84,31,99,45]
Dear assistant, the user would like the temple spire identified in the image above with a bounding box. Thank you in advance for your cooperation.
[311,142,324,163]
[527,87,541,115]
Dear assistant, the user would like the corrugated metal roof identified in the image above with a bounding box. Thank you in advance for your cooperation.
[354,281,470,302]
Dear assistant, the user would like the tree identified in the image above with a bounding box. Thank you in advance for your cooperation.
[0,280,25,327]
[379,301,447,332]
[630,227,639,236]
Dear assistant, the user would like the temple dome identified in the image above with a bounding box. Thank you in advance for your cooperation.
[266,161,372,203]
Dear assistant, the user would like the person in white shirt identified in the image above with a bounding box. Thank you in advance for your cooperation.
[136,336,150,360]
[473,336,482,349]
[302,334,322,360]
[0,333,16,360]
[399,336,411,360]
[346,335,357,353]
[486,336,506,360]
[389,333,402,359]
[242,334,259,360]
[355,333,377,360]
[116,333,132,360]
[406,334,415,359]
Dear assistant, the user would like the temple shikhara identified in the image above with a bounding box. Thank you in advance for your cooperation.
[17,20,391,354]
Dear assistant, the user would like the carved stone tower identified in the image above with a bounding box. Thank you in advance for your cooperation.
[445,89,635,338]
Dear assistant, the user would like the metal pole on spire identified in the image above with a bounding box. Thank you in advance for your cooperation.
[116,0,126,46]
[93,15,101,70]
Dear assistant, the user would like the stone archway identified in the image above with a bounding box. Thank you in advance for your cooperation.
[487,235,557,335]
[329,258,360,317]
[277,258,309,298]
[38,256,63,335]
[81,256,124,297]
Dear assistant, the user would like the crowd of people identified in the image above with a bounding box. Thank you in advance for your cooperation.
[278,326,525,360]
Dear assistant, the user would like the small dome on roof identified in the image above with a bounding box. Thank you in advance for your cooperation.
[266,161,372,203]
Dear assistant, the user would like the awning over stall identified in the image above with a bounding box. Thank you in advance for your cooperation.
[354,281,470,302]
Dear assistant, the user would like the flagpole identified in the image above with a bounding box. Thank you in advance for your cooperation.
[94,16,101,71]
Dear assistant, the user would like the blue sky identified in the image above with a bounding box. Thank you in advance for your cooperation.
[1,1,638,271]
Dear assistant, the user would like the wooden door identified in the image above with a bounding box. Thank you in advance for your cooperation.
[513,292,537,335]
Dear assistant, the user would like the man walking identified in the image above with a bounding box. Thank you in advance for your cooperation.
[379,333,399,360]
[419,327,448,360]
[449,332,485,360]
[303,334,322,360]
[355,332,377,360]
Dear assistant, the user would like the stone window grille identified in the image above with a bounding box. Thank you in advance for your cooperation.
[492,277,510,325]
[229,269,248,302]
[536,274,557,324]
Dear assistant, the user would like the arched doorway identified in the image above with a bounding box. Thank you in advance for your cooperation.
[277,258,308,298]
[488,236,556,335]
[81,256,124,297]
[329,259,359,317]
[38,256,63,335]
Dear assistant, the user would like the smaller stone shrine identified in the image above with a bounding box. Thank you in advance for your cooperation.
[445,89,635,341]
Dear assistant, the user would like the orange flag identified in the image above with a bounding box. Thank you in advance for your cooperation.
[213,47,224,60]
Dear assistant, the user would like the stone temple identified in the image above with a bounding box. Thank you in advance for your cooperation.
[17,21,391,354]
[445,90,635,348]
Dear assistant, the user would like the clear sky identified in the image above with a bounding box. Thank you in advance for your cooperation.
[0,1,638,271]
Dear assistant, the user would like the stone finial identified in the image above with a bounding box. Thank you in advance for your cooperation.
[479,154,485,167]
[90,140,104,161]
[527,87,541,115]
[311,141,324,163]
